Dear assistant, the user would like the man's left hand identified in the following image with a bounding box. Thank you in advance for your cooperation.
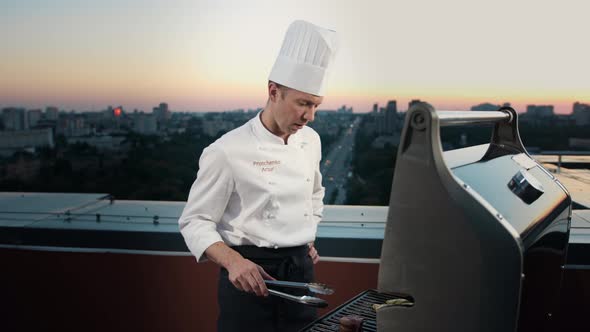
[308,243,319,264]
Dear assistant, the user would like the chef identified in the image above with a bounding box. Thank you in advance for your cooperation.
[179,20,338,332]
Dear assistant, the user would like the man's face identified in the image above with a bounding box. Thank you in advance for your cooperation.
[271,85,323,137]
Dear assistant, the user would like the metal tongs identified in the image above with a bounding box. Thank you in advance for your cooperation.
[265,280,334,308]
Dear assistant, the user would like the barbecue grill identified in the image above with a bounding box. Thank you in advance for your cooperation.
[302,102,571,332]
[301,290,402,332]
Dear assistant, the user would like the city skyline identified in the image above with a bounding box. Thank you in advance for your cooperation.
[2,0,589,114]
[2,99,587,116]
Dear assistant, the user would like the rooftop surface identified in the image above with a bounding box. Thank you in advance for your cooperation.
[533,155,590,208]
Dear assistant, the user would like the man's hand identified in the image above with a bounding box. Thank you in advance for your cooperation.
[226,257,275,297]
[204,242,275,297]
[308,242,320,264]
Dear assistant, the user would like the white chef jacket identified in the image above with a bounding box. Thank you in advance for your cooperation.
[179,112,325,262]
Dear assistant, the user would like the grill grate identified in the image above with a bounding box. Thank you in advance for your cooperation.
[300,290,403,332]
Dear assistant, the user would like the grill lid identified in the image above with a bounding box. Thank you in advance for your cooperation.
[377,102,571,332]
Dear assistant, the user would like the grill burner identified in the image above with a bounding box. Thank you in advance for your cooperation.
[300,290,403,332]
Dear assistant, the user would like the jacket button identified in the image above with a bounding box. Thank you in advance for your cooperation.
[306,178,311,182]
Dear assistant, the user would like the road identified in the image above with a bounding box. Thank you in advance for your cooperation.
[320,117,361,204]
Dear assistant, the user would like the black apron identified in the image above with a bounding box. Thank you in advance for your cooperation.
[217,245,317,332]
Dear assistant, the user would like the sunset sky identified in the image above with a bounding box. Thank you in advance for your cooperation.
[1,0,589,114]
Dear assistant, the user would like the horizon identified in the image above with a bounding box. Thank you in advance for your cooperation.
[2,99,584,115]
[2,0,589,115]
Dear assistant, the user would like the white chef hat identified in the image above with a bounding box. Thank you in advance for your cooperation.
[268,20,338,97]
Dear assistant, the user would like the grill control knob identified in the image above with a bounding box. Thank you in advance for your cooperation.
[508,169,544,204]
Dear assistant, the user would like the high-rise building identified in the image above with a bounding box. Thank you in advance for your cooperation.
[135,113,158,134]
[385,100,397,133]
[337,105,353,113]
[2,107,26,131]
[409,99,423,110]
[0,128,54,151]
[45,106,59,120]
[526,105,554,118]
[105,106,114,119]
[471,103,501,112]
[370,101,399,135]
[377,107,386,134]
[68,115,89,137]
[573,102,590,126]
[28,109,42,128]
[153,102,170,122]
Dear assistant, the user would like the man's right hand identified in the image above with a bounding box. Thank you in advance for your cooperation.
[226,257,275,297]
[204,241,275,297]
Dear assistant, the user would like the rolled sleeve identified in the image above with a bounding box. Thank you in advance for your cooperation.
[179,145,234,262]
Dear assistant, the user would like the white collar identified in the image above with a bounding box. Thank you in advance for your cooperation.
[252,110,301,146]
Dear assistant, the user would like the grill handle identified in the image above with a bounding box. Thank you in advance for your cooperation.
[405,103,526,159]
[437,110,512,127]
